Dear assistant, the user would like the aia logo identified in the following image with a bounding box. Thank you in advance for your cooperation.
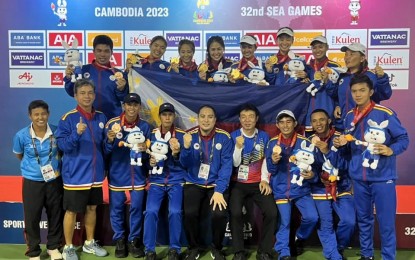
[18,72,33,82]
[51,72,64,85]
[48,32,83,47]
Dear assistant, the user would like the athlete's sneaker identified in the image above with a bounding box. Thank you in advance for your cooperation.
[145,251,157,260]
[29,257,40,260]
[184,249,200,260]
[62,245,78,260]
[210,248,225,260]
[47,248,63,260]
[115,238,128,258]
[82,240,108,257]
[167,249,180,260]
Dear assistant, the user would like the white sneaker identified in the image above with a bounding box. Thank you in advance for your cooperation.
[48,248,63,260]
[29,257,40,260]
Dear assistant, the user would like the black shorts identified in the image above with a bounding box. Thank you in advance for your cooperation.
[63,187,103,213]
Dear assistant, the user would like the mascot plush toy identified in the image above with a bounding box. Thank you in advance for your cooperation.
[208,62,232,83]
[354,119,388,169]
[289,140,315,186]
[119,128,146,166]
[306,67,347,96]
[147,129,171,174]
[244,61,269,85]
[284,58,306,84]
[56,38,82,82]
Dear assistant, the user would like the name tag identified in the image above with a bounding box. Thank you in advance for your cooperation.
[198,163,210,180]
[237,165,249,181]
[41,164,56,182]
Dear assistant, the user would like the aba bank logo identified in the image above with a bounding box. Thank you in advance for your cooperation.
[326,29,367,48]
[224,53,240,62]
[369,29,409,47]
[9,31,45,48]
[256,52,277,62]
[87,32,123,48]
[51,72,64,85]
[48,51,84,68]
[48,31,84,48]
[244,31,277,48]
[87,51,123,68]
[124,31,163,49]
[165,32,202,48]
[368,50,409,69]
[206,32,241,48]
[10,51,46,68]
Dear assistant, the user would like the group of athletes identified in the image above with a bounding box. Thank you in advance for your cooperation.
[13,26,408,260]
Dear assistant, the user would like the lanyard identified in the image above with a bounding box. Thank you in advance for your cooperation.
[199,135,215,164]
[31,135,53,166]
[346,101,375,134]
[277,133,297,154]
[93,60,116,74]
[241,132,258,165]
[120,113,140,129]
[311,57,328,72]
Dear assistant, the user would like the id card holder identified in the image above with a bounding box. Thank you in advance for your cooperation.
[41,164,56,182]
[237,165,249,181]
[198,163,210,180]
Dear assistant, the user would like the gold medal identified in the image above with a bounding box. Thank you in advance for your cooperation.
[114,72,123,80]
[198,63,208,73]
[231,69,242,79]
[111,123,121,133]
[268,56,278,65]
[314,71,322,80]
[273,145,282,155]
[170,57,180,64]
[129,55,138,64]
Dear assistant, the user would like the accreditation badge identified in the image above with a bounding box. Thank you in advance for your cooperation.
[198,163,210,180]
[41,164,56,182]
[237,165,249,181]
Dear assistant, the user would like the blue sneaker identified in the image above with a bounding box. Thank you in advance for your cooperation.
[62,245,78,260]
[82,240,108,257]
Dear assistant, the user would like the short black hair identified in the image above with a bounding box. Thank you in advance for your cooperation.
[198,104,217,118]
[239,103,260,117]
[310,108,330,120]
[350,74,374,90]
[74,79,95,94]
[150,35,167,47]
[28,100,49,115]
[178,39,195,54]
[93,35,113,50]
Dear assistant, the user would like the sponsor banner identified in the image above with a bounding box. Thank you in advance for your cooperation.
[8,30,46,49]
[369,28,410,48]
[224,52,241,62]
[293,50,313,64]
[292,30,325,49]
[204,31,242,48]
[47,30,84,48]
[165,31,202,49]
[368,49,409,69]
[9,50,46,68]
[327,51,346,67]
[164,50,204,65]
[255,51,277,62]
[326,29,367,49]
[47,50,85,68]
[86,31,123,49]
[124,31,164,49]
[86,50,124,68]
[10,69,65,88]
[384,70,409,90]
[244,30,277,49]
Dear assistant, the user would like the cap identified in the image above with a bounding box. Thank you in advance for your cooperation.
[340,43,366,55]
[159,103,175,114]
[123,93,141,104]
[240,35,257,46]
[310,35,327,45]
[277,27,294,37]
[276,110,296,122]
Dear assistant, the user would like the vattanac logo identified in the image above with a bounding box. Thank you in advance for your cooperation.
[193,0,213,25]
